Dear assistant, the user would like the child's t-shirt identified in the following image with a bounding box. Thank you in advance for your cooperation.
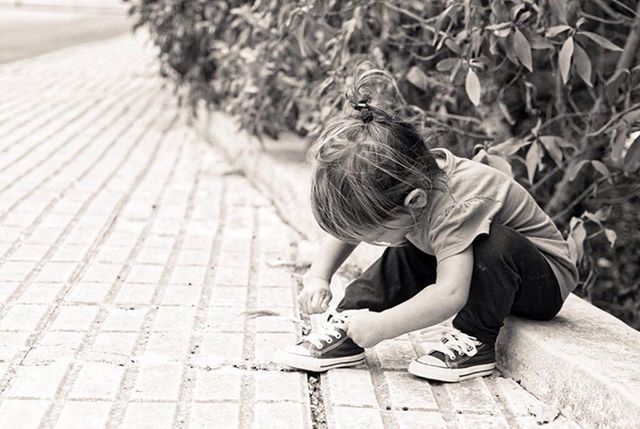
[405,148,578,301]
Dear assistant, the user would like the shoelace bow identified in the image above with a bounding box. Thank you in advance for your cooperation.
[303,309,359,349]
[422,325,480,360]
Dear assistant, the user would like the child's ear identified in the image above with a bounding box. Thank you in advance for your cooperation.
[403,189,427,208]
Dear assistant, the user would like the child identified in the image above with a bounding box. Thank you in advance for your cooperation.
[273,68,578,382]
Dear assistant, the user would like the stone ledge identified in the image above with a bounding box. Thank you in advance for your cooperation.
[194,108,640,429]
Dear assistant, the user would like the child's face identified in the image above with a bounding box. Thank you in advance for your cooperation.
[361,213,415,247]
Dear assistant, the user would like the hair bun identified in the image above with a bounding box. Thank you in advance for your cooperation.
[360,109,374,123]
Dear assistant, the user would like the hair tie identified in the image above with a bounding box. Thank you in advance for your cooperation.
[351,97,374,123]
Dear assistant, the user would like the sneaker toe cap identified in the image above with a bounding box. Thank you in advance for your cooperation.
[282,344,312,357]
[416,354,447,368]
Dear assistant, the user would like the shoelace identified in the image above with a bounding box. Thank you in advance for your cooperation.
[303,309,364,349]
[423,325,480,360]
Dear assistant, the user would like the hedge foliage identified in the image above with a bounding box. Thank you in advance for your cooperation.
[127,0,640,328]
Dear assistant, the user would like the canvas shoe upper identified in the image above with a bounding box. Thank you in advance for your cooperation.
[408,326,496,382]
[272,309,367,372]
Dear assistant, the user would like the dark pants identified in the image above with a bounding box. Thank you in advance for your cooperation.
[336,224,565,346]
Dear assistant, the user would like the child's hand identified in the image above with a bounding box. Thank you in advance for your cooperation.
[297,276,332,314]
[344,311,387,348]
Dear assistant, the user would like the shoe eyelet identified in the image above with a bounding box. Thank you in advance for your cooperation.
[335,334,341,339]
[326,339,332,344]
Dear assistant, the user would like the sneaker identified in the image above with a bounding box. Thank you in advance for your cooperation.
[272,309,367,372]
[408,326,496,382]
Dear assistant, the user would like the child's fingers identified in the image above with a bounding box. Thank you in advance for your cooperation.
[320,294,331,311]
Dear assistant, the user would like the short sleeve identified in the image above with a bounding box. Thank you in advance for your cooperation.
[427,197,503,262]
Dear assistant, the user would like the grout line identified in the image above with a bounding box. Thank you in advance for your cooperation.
[238,185,260,429]
[171,145,226,428]
[39,112,184,429]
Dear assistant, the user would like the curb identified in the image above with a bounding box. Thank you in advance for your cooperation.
[194,107,640,429]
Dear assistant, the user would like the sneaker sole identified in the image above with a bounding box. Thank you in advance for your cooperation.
[407,360,496,382]
[273,350,366,372]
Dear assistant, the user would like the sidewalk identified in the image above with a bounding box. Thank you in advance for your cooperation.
[0,33,584,428]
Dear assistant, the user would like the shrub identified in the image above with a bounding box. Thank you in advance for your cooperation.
[127,0,640,328]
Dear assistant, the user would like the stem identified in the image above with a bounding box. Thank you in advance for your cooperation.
[616,0,640,71]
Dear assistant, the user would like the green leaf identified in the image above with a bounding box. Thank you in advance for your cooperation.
[545,25,572,38]
[623,134,640,173]
[604,228,617,248]
[576,31,624,52]
[465,68,481,106]
[572,43,592,87]
[559,37,574,84]
[611,125,627,164]
[512,28,533,72]
[566,159,588,181]
[436,58,460,72]
[591,160,612,183]
[487,138,530,156]
[538,136,563,165]
[525,141,543,183]
[567,218,586,264]
[406,66,429,91]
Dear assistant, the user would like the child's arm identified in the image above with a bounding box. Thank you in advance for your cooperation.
[377,246,474,339]
[305,233,359,281]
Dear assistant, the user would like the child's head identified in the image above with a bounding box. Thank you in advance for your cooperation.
[308,67,445,245]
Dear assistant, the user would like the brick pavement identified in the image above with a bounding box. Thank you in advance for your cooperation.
[0,34,585,428]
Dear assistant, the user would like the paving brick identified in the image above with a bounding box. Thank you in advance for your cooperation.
[331,406,384,429]
[254,371,307,402]
[54,400,113,429]
[68,362,125,400]
[0,331,31,360]
[161,285,202,306]
[326,369,378,408]
[209,286,247,307]
[100,307,148,332]
[18,282,65,304]
[189,403,239,428]
[114,283,157,304]
[10,244,50,262]
[445,378,501,414]
[87,332,138,362]
[121,402,176,429]
[0,304,48,331]
[0,399,49,429]
[395,410,448,429]
[50,245,90,262]
[0,261,35,281]
[0,281,19,303]
[193,368,242,401]
[254,402,308,429]
[95,245,131,263]
[254,332,297,363]
[22,331,84,364]
[216,252,251,268]
[383,371,439,410]
[131,363,182,400]
[175,249,210,266]
[6,360,68,398]
[126,264,164,284]
[81,263,122,283]
[65,282,112,303]
[169,265,207,285]
[197,333,244,363]
[143,331,191,362]
[374,339,416,370]
[454,413,510,428]
[151,306,196,332]
[212,265,250,287]
[50,304,99,331]
[205,307,245,333]
[136,247,171,265]
[33,262,76,283]
[256,286,294,308]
